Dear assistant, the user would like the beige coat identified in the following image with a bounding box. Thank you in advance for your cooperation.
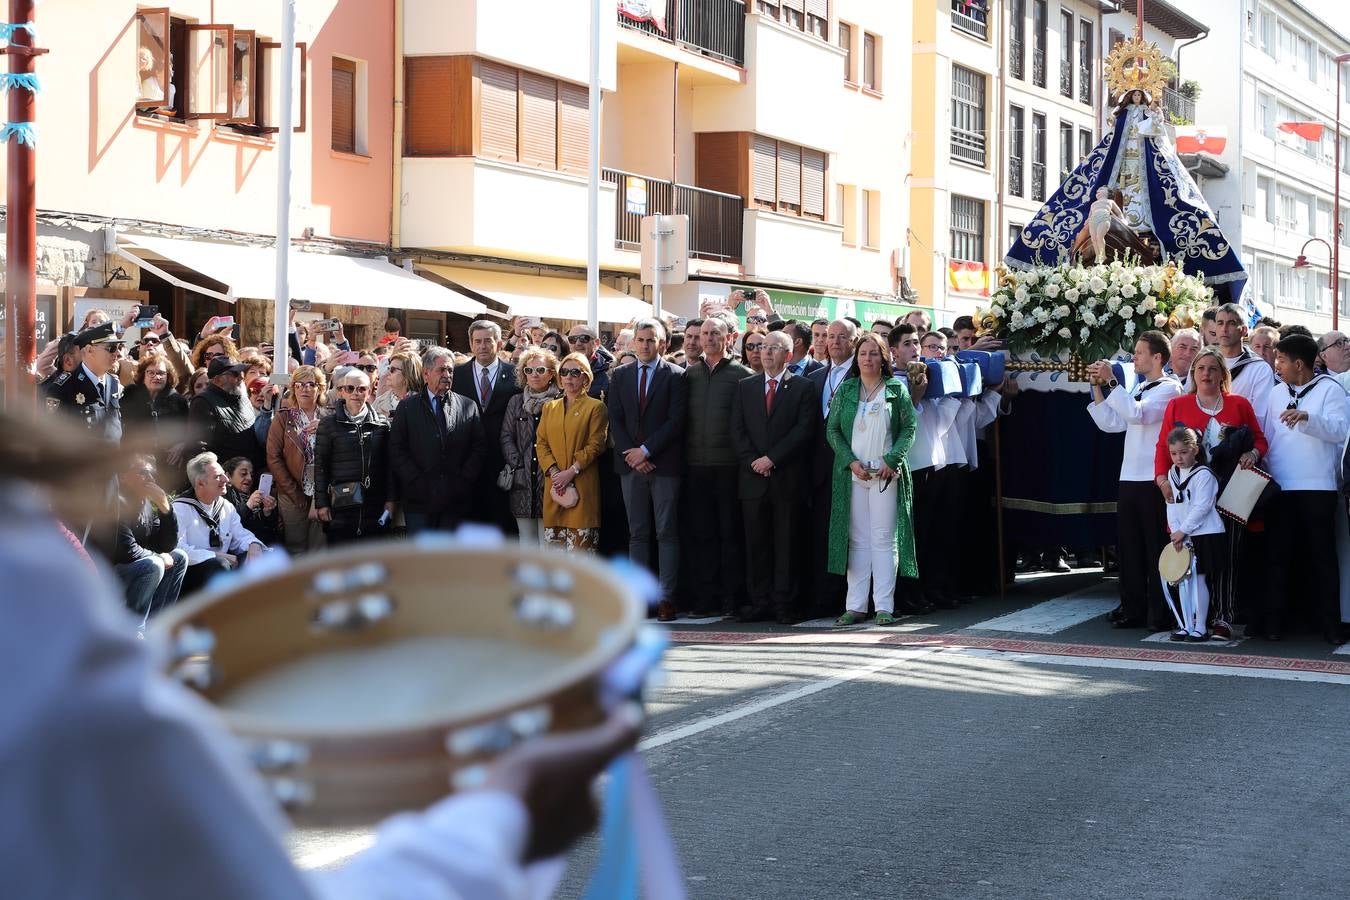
[535,393,609,530]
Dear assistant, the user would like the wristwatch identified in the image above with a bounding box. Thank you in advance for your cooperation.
[1105,379,1119,390]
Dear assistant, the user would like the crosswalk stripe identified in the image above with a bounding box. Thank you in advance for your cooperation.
[964,587,1117,634]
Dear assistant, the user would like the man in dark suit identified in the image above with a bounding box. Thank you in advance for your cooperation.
[452,320,519,533]
[44,322,125,444]
[784,320,825,377]
[804,318,858,617]
[392,346,485,534]
[730,331,816,623]
[608,318,688,621]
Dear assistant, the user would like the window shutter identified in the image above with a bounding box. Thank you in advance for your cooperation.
[804,0,828,19]
[802,148,825,218]
[479,60,519,160]
[777,141,801,210]
[558,81,589,173]
[331,58,356,154]
[405,57,454,155]
[752,135,778,207]
[695,132,742,197]
[781,0,805,11]
[519,71,558,168]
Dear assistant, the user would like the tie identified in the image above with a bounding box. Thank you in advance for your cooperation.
[95,378,105,404]
[638,365,649,412]
[765,377,778,414]
[433,393,447,439]
[478,368,492,407]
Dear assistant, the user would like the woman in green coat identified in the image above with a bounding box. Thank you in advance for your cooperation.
[825,332,918,626]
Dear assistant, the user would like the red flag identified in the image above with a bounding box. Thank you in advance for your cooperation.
[1174,125,1228,155]
[1278,121,1324,141]
[948,261,990,297]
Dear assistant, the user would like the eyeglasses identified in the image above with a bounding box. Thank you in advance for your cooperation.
[747,316,768,325]
[204,352,228,361]
[568,335,593,344]
[542,345,561,354]
[339,385,370,393]
[1321,337,1348,352]
[101,343,126,353]
[521,366,551,376]
[354,364,378,373]
[294,380,318,389]
[559,367,584,378]
[745,343,764,351]
[140,336,161,346]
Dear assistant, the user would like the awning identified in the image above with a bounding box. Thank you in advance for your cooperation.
[118,234,494,318]
[419,264,652,324]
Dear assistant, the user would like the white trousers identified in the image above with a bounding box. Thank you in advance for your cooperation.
[845,481,898,614]
[515,517,543,546]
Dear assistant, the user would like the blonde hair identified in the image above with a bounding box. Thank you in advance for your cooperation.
[1185,348,1232,395]
[558,351,593,389]
[287,365,327,403]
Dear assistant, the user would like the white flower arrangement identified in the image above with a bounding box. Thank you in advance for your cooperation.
[980,257,1213,362]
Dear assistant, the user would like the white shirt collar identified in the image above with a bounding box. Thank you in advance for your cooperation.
[475,359,499,380]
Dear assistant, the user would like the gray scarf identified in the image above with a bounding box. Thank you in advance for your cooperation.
[521,383,561,416]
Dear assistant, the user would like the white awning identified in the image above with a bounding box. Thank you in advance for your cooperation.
[118,234,494,318]
[418,264,652,324]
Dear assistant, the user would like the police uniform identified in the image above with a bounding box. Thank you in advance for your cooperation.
[43,323,123,444]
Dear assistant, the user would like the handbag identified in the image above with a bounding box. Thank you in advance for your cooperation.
[551,482,579,509]
[330,480,366,510]
[496,464,515,492]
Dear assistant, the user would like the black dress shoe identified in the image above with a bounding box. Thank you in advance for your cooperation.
[1110,616,1146,629]
[1323,626,1346,646]
[736,606,772,623]
[1168,630,1189,642]
[1106,606,1127,623]
[775,611,804,626]
[1264,631,1283,642]
[1048,556,1072,574]
[898,599,934,615]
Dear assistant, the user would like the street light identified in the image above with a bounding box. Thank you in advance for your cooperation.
[1294,237,1334,293]
[1332,52,1350,329]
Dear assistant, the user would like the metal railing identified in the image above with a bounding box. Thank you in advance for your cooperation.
[951,0,988,39]
[1010,38,1024,79]
[1060,59,1072,97]
[1032,48,1046,87]
[1164,87,1195,124]
[951,128,986,166]
[1031,162,1046,201]
[602,168,744,263]
[617,0,747,66]
[1078,66,1091,104]
[1009,161,1024,197]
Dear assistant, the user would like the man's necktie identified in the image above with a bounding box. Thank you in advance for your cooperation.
[766,377,778,415]
[478,368,492,407]
[433,394,447,439]
[638,365,649,412]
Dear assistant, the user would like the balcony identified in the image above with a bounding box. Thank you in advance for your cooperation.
[1032,49,1046,87]
[1031,162,1046,201]
[951,0,988,40]
[1164,87,1195,124]
[602,168,744,262]
[1009,161,1024,197]
[1060,59,1072,97]
[1078,66,1091,104]
[951,127,986,167]
[1010,39,1024,79]
[617,0,747,67]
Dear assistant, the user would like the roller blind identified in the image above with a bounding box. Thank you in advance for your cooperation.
[558,82,589,173]
[777,141,801,210]
[404,57,454,155]
[802,148,825,218]
[331,58,356,154]
[519,71,558,168]
[752,135,777,206]
[479,60,519,160]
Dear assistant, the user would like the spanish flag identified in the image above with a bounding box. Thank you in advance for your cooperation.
[949,260,990,297]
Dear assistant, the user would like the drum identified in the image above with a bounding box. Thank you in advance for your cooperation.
[150,539,642,825]
[1217,466,1277,525]
[1158,542,1193,586]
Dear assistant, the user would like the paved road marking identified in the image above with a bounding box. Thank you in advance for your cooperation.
[793,616,938,631]
[964,587,1117,634]
[639,645,943,752]
[950,647,1350,685]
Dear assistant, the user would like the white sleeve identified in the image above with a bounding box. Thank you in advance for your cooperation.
[312,792,530,900]
[1086,395,1126,433]
[1299,383,1350,446]
[974,389,1001,429]
[1104,381,1177,426]
[1178,471,1218,537]
[1242,363,1274,413]
[934,397,961,437]
[174,501,217,565]
[220,502,263,554]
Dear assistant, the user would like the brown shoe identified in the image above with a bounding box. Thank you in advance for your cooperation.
[656,601,679,622]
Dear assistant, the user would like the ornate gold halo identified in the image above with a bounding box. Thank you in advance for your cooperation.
[1105,37,1168,103]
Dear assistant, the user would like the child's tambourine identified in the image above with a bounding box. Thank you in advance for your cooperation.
[1158,542,1193,586]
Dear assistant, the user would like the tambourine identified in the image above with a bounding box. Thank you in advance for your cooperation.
[1158,542,1193,586]
[151,539,642,825]
[1217,466,1278,525]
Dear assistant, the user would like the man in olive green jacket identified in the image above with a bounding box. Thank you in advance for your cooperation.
[684,316,752,616]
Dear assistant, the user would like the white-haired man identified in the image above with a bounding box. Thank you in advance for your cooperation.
[173,452,265,594]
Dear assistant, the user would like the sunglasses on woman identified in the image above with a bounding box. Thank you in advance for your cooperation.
[521,366,551,376]
[558,367,584,378]
[354,364,378,373]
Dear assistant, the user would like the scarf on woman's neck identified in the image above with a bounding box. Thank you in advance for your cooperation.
[521,383,561,416]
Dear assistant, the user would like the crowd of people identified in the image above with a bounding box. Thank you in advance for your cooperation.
[37,291,1350,643]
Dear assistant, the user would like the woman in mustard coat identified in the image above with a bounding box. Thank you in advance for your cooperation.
[535,352,610,551]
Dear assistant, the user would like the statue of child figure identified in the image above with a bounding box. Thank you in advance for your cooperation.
[1086,187,1127,263]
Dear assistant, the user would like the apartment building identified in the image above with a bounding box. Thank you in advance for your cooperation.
[1189,0,1350,332]
[0,1,496,347]
[400,0,916,327]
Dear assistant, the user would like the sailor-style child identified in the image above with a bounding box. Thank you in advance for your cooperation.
[1162,426,1226,642]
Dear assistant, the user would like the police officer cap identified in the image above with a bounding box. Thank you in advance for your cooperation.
[207,356,249,378]
[74,322,120,347]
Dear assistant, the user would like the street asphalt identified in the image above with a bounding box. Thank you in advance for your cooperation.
[292,569,1350,899]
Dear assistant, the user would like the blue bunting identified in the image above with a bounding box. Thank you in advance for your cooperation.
[0,72,39,93]
[0,21,36,42]
[1,121,37,146]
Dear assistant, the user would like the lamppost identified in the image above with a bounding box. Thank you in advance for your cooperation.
[1294,237,1334,312]
[1331,52,1350,330]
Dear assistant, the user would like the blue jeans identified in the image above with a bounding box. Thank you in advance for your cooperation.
[116,550,189,615]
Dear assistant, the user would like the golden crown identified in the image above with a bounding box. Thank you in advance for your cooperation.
[1105,37,1169,103]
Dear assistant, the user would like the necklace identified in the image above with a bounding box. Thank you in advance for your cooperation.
[859,379,884,403]
[1196,393,1223,415]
